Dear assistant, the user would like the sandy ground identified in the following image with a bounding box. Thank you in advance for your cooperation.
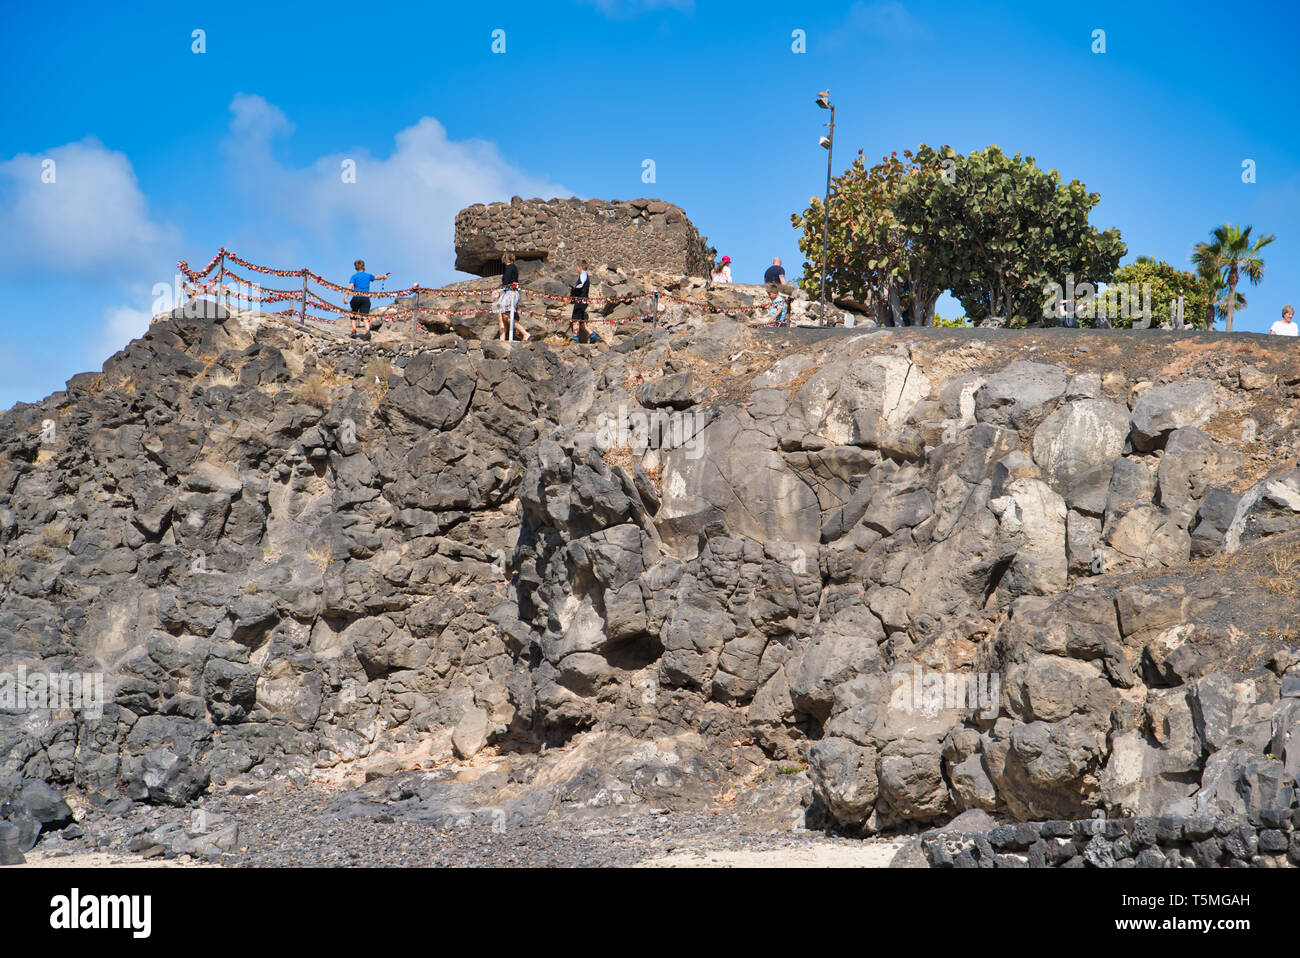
[12,840,905,870]
[637,838,906,868]
[13,850,216,868]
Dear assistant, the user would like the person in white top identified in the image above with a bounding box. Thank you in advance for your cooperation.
[569,260,591,344]
[711,255,733,284]
[1269,304,1297,336]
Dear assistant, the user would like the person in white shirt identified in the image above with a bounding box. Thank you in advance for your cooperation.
[1269,304,1297,336]
[569,260,591,344]
[711,255,733,284]
[1056,297,1079,328]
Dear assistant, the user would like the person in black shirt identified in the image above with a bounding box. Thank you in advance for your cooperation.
[569,260,591,344]
[763,257,786,286]
[494,253,530,342]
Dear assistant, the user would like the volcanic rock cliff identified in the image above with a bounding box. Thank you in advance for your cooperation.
[3,296,1300,855]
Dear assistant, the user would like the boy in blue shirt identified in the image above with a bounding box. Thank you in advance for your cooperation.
[347,259,390,340]
[765,284,789,327]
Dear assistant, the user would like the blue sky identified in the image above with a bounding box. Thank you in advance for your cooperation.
[2,0,1297,409]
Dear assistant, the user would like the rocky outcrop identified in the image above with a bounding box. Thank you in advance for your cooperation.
[910,808,1300,868]
[5,303,1300,859]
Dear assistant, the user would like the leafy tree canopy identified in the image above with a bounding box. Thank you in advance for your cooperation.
[897,145,1126,325]
[791,144,1126,327]
[1107,258,1213,329]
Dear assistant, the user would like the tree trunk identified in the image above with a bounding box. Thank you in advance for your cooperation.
[887,283,904,327]
[870,289,891,327]
[1225,266,1237,333]
[915,290,939,326]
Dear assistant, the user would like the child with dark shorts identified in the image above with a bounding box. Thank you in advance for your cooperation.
[347,258,390,341]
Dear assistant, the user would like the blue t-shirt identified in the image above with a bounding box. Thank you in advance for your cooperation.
[350,271,375,293]
[764,265,786,285]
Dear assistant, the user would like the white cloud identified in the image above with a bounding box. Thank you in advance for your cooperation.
[826,1,928,48]
[0,137,178,277]
[228,91,294,145]
[93,303,154,363]
[580,0,693,16]
[221,93,568,281]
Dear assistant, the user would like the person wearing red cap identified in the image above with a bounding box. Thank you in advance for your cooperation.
[711,255,733,284]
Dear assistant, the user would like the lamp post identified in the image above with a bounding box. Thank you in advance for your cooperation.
[816,90,834,324]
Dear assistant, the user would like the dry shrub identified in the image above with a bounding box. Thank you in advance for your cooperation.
[307,545,332,573]
[294,374,330,408]
[359,356,394,403]
[40,521,71,548]
[603,444,637,474]
[1264,545,1300,596]
[362,356,395,381]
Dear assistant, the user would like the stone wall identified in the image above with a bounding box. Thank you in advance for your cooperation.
[918,809,1300,868]
[453,196,712,277]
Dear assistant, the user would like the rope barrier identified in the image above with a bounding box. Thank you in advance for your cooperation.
[179,249,666,305]
[173,249,790,336]
[217,251,304,281]
[180,251,223,280]
[217,267,302,299]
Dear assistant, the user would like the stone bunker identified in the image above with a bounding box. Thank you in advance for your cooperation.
[453,196,712,277]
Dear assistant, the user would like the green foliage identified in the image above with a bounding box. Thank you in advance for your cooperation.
[1106,259,1212,329]
[1192,223,1276,332]
[792,144,1126,327]
[790,150,942,324]
[898,145,1126,326]
[933,313,968,327]
[790,149,893,304]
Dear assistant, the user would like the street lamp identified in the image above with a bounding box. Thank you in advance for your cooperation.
[815,90,834,324]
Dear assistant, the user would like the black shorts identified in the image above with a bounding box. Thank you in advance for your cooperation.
[350,295,371,316]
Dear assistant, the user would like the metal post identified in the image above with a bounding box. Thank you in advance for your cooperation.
[821,104,834,325]
[218,252,225,309]
[652,291,660,329]
[301,270,308,325]
[412,285,419,342]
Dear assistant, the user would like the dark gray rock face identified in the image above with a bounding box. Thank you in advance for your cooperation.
[918,809,1297,868]
[3,305,1300,848]
[0,821,26,864]
[124,748,210,807]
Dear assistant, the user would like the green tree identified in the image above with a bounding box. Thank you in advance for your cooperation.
[1191,223,1276,332]
[790,150,946,325]
[1192,256,1224,328]
[1106,259,1213,329]
[895,145,1126,326]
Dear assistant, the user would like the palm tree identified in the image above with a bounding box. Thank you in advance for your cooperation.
[1213,286,1247,323]
[1193,258,1224,328]
[1192,223,1276,332]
